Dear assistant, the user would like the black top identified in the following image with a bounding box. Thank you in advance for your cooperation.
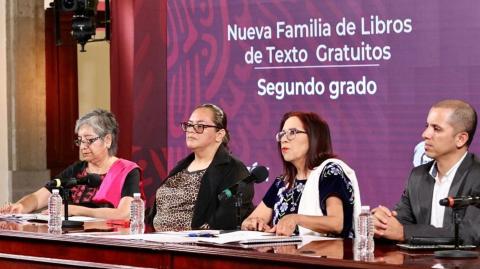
[147,145,255,230]
[45,161,141,208]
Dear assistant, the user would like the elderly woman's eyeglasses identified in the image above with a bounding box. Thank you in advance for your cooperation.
[74,137,102,147]
[181,122,218,134]
[275,128,307,142]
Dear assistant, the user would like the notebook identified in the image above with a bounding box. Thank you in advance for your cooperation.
[238,235,302,245]
[197,231,303,246]
[397,244,476,250]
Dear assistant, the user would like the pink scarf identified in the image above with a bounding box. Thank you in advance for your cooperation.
[92,159,141,207]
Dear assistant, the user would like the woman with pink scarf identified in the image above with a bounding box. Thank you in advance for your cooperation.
[0,109,143,219]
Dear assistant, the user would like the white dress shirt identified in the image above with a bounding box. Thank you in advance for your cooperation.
[429,152,467,228]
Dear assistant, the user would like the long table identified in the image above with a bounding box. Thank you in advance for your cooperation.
[0,220,478,269]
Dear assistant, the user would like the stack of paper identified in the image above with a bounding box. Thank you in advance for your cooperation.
[66,229,336,246]
[0,213,99,223]
[197,231,302,245]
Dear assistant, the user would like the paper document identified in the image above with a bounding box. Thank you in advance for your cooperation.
[197,231,340,246]
[0,213,99,223]
[196,231,301,244]
[65,216,99,222]
[66,230,338,245]
[0,214,38,222]
[158,230,222,237]
[70,232,202,243]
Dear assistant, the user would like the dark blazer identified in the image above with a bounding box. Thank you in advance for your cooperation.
[147,145,254,230]
[395,152,480,245]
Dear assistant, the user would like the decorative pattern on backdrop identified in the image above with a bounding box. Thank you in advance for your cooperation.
[132,0,480,206]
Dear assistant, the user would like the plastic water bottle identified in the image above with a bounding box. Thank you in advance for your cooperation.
[48,189,63,234]
[130,193,145,234]
[353,241,375,262]
[355,205,374,254]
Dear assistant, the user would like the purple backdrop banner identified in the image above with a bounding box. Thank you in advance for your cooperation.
[166,0,480,207]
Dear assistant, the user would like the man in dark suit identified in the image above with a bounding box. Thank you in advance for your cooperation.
[373,99,480,245]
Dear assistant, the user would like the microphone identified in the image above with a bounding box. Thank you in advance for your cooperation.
[46,174,102,189]
[218,166,269,200]
[439,196,480,208]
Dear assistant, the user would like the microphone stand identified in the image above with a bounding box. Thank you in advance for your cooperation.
[217,183,243,230]
[234,192,243,230]
[434,208,478,259]
[60,188,84,228]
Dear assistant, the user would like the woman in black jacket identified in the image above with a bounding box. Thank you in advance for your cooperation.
[148,104,254,231]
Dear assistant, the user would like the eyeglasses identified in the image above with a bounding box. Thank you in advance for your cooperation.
[74,136,102,147]
[275,128,307,142]
[181,122,219,134]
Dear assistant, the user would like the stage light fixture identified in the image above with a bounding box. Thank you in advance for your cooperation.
[61,0,77,11]
[52,0,106,52]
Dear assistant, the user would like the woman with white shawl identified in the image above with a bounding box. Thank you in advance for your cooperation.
[241,111,361,237]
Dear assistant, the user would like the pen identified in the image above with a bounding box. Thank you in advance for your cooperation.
[187,232,217,238]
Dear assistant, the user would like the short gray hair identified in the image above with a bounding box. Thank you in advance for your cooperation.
[75,109,119,155]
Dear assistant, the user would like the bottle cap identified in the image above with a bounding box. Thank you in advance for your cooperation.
[133,193,141,198]
[52,189,59,194]
[361,205,370,211]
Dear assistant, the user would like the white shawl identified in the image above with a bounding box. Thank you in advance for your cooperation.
[297,158,361,236]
